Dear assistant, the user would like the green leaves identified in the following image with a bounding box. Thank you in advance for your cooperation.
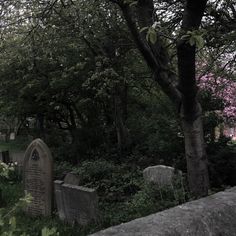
[140,27,157,44]
[181,30,205,48]
[9,217,16,230]
[147,28,157,44]
[41,227,59,236]
[0,162,14,179]
[17,193,33,209]
[0,195,58,236]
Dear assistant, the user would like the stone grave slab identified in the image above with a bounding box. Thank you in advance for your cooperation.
[23,139,53,216]
[54,181,98,225]
[143,165,182,187]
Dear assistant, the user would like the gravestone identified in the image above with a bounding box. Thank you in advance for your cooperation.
[64,172,81,186]
[54,181,98,225]
[9,132,15,140]
[0,133,6,142]
[143,165,182,187]
[23,139,53,216]
[0,151,10,163]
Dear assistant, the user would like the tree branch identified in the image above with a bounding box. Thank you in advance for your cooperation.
[116,2,181,105]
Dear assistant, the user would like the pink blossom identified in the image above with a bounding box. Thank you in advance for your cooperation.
[198,74,236,123]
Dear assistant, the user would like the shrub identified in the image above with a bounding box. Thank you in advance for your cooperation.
[208,144,236,187]
[75,159,143,203]
[126,176,188,218]
[54,161,75,180]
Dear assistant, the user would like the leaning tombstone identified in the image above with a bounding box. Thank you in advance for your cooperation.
[54,181,98,225]
[64,171,81,186]
[143,165,182,188]
[23,139,53,216]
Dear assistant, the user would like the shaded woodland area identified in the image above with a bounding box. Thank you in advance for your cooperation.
[0,0,235,235]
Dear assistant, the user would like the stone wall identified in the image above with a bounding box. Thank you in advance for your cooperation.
[90,187,236,236]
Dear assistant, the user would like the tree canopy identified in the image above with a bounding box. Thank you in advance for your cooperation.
[0,0,235,196]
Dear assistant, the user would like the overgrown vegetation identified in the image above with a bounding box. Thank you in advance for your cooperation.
[0,158,189,235]
[0,0,235,235]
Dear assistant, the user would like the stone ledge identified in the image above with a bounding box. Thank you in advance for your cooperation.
[90,187,236,236]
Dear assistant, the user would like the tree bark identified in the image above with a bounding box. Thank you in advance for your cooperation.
[114,84,131,155]
[181,106,209,196]
[177,0,209,196]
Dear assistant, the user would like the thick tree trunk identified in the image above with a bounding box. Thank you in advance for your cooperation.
[181,109,209,197]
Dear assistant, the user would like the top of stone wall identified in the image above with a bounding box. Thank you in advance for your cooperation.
[90,187,236,236]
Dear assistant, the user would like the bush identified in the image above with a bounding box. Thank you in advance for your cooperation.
[75,159,142,203]
[208,144,236,187]
[54,161,76,180]
[126,175,188,217]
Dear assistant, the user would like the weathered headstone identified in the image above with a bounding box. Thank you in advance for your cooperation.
[64,172,81,186]
[9,132,15,140]
[143,165,182,187]
[0,133,6,142]
[23,139,53,216]
[54,181,98,225]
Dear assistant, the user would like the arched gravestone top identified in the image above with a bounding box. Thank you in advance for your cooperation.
[23,138,53,216]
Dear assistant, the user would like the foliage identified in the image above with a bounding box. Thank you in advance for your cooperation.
[207,138,236,187]
[198,73,236,124]
[75,159,143,203]
[181,30,205,48]
[0,157,189,235]
[54,161,76,180]
[125,179,187,220]
[0,159,59,236]
[0,1,235,233]
[0,162,13,180]
[126,91,185,169]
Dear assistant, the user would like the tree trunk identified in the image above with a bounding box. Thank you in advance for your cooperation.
[181,108,209,197]
[114,90,131,155]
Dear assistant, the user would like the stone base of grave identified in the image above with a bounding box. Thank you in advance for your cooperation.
[54,180,98,225]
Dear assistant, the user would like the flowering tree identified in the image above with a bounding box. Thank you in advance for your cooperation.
[198,74,236,124]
